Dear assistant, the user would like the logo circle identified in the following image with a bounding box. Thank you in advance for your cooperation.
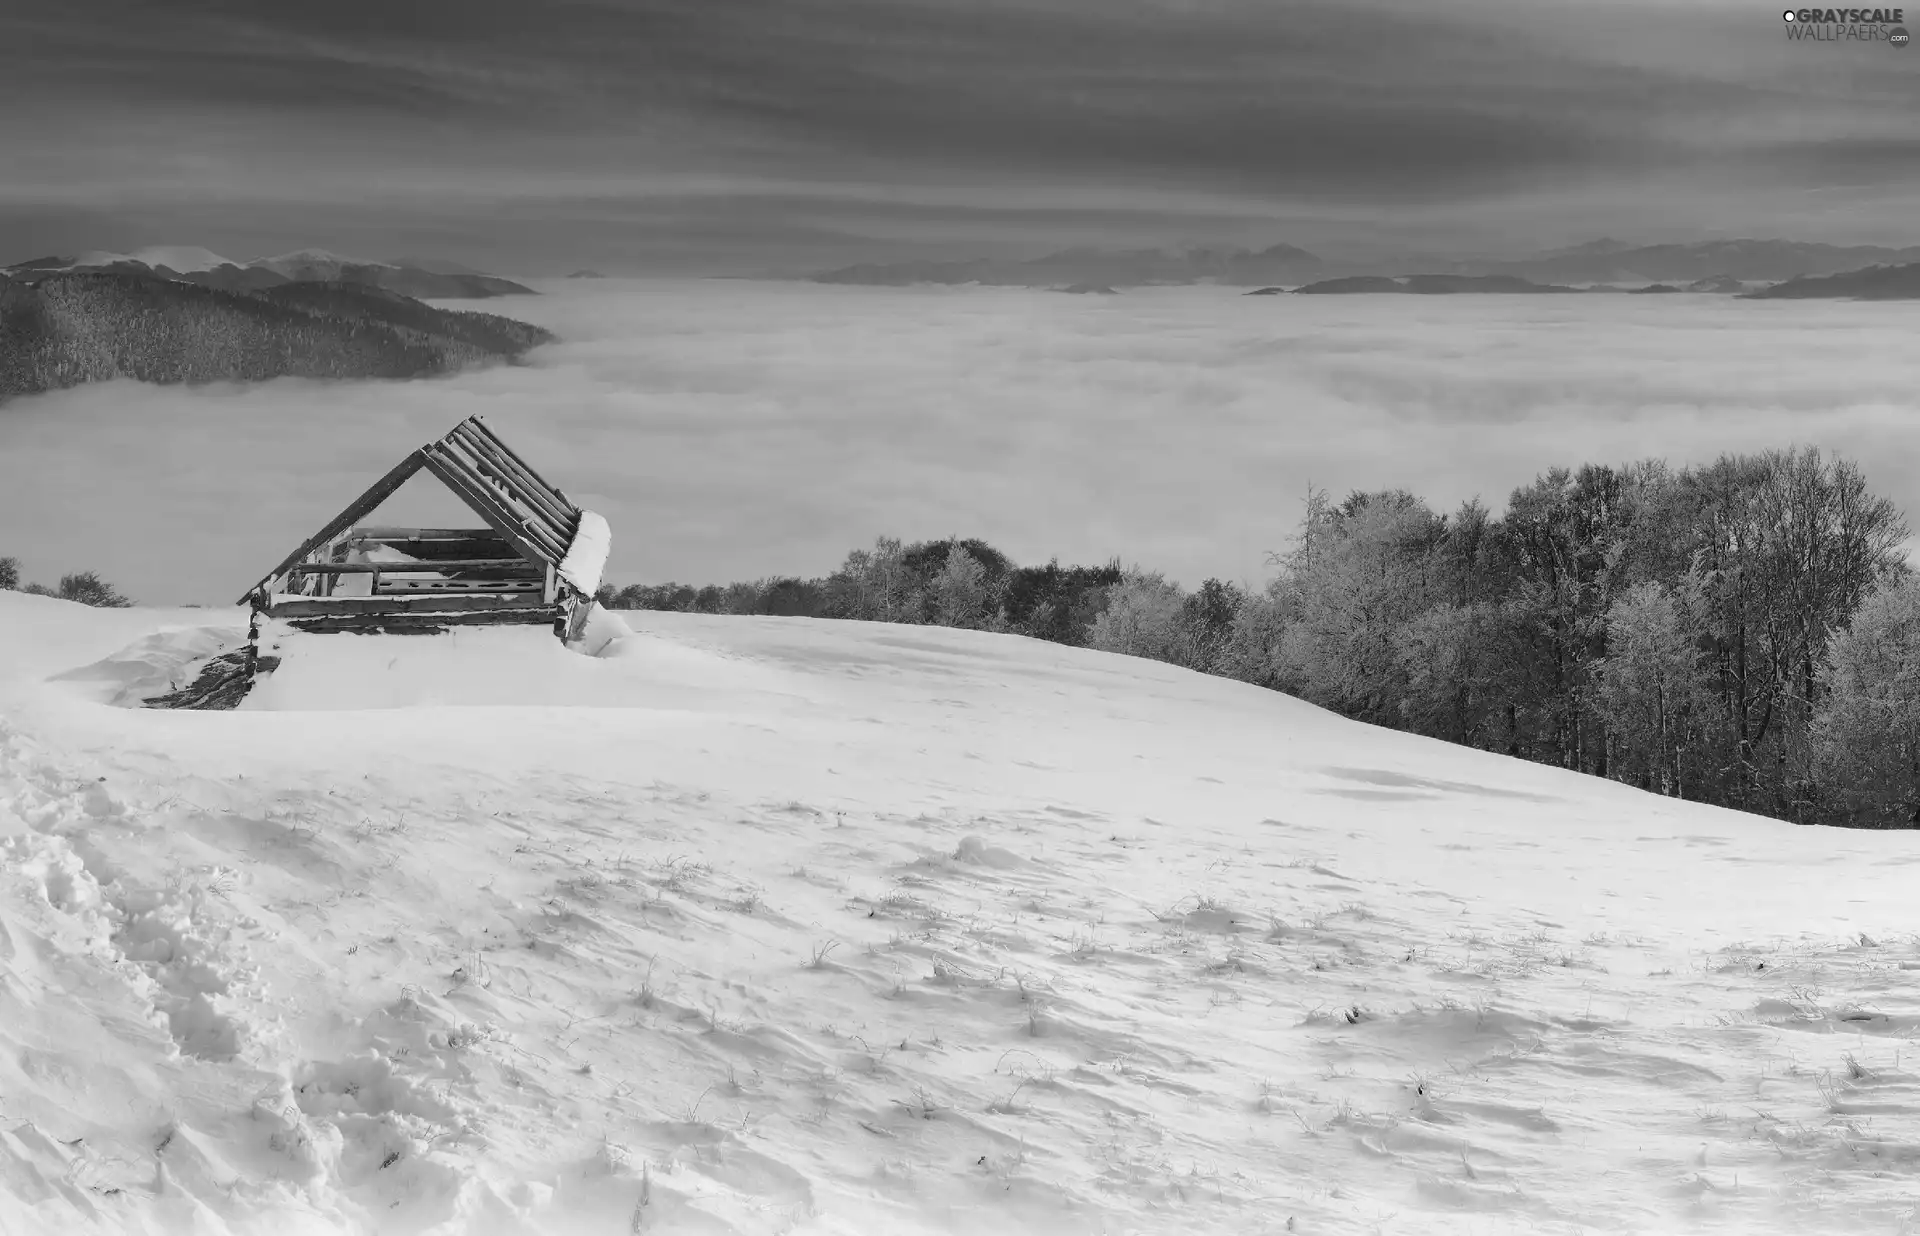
[1891,25,1911,46]
[1783,8,1796,18]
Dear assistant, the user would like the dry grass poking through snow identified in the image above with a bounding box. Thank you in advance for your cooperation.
[2,594,1919,1236]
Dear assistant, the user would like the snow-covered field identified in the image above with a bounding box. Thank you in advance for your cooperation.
[3,590,1918,1236]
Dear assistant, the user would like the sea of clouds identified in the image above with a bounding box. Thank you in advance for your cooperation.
[3,278,1919,606]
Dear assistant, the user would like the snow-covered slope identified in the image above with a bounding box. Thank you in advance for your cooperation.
[2,591,1917,1236]
[63,246,237,273]
[249,250,396,280]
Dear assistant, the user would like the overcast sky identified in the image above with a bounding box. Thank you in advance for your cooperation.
[4,0,1920,273]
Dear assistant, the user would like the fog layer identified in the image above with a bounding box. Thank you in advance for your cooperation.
[3,280,1916,605]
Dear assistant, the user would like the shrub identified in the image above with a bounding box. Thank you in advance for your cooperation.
[56,571,134,608]
[1213,587,1293,688]
[1089,570,1192,663]
[0,560,132,606]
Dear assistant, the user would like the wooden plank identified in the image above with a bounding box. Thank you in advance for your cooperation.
[289,617,460,635]
[466,416,576,517]
[327,540,349,598]
[266,594,563,618]
[420,443,566,561]
[447,431,583,569]
[563,596,593,642]
[287,560,538,575]
[371,576,543,586]
[285,609,564,635]
[143,652,283,710]
[238,451,427,603]
[436,438,577,565]
[464,417,580,519]
[436,432,572,545]
[376,581,544,594]
[446,423,577,535]
[373,575,546,592]
[348,527,503,541]
[446,423,578,539]
[346,536,514,560]
[419,446,566,564]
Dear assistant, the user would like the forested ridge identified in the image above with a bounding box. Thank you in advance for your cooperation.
[598,447,1920,829]
[0,271,553,400]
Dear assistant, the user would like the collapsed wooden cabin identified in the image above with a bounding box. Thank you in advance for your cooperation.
[238,415,610,645]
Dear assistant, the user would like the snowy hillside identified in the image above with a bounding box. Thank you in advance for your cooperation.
[250,251,397,280]
[2,590,1917,1236]
[63,247,237,273]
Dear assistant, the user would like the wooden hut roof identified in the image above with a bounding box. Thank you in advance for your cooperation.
[240,416,590,605]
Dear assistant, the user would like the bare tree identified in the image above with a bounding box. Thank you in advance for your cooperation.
[1275,492,1444,725]
[1811,577,1920,827]
[1591,579,1712,797]
[826,537,916,622]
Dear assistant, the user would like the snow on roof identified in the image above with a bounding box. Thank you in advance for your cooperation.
[555,509,610,597]
[5,594,1919,1233]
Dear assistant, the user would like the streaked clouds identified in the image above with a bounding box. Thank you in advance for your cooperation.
[3,0,1918,270]
[3,280,1918,605]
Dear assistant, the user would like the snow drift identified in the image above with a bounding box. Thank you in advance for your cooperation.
[555,511,611,600]
[2,589,1918,1236]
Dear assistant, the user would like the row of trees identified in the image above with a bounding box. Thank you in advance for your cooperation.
[0,558,134,606]
[598,538,1125,645]
[1174,449,1916,828]
[599,447,1920,829]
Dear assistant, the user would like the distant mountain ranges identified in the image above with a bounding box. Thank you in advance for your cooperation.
[812,244,1323,290]
[808,238,1920,298]
[1467,238,1920,287]
[1267,272,1766,296]
[1736,263,1920,300]
[3,246,535,300]
[0,266,553,403]
[1287,274,1584,295]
